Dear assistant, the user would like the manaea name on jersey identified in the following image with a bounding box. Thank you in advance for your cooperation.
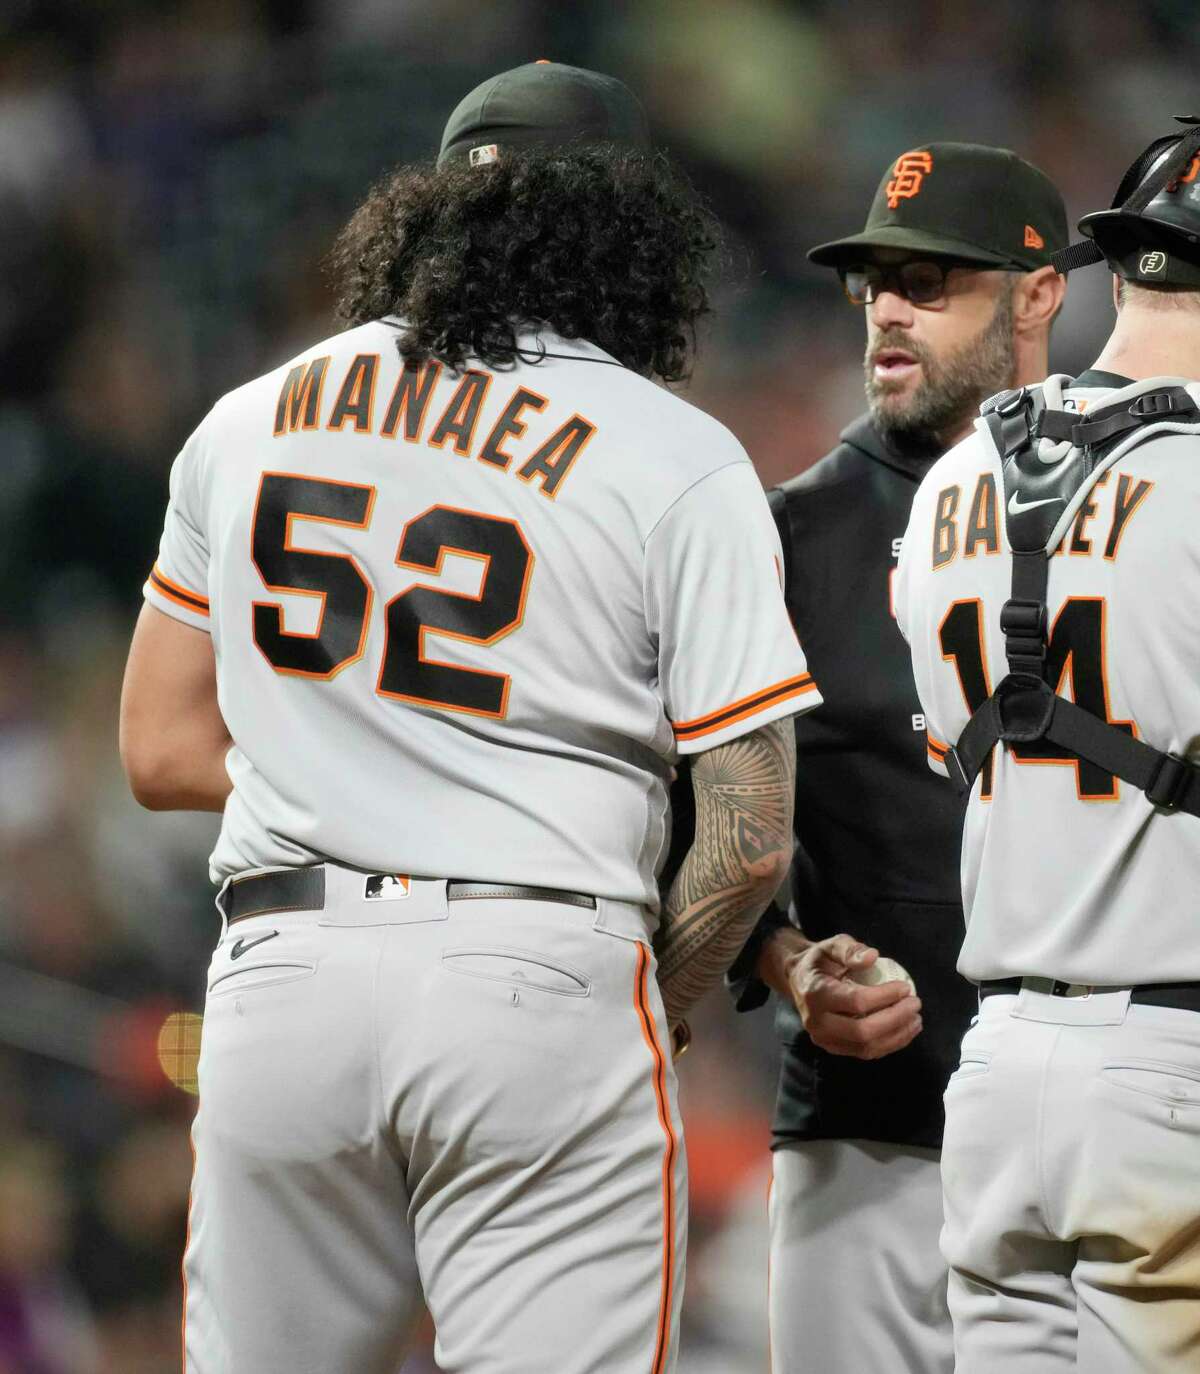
[273,354,595,501]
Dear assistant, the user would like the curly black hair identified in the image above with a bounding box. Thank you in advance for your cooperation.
[329,145,721,383]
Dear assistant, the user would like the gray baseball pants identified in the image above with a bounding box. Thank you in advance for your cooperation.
[183,867,686,1373]
[941,987,1200,1373]
[768,1138,953,1373]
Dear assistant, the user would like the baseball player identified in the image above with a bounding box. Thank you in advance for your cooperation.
[896,119,1200,1372]
[726,144,1068,1372]
[118,63,819,1374]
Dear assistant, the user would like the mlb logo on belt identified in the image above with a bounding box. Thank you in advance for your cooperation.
[886,151,933,209]
[364,874,411,901]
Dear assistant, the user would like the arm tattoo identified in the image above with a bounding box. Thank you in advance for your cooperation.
[655,716,796,1023]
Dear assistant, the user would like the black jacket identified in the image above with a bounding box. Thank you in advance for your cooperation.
[732,415,975,1150]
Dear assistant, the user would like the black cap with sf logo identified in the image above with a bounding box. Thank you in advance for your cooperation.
[808,142,1068,274]
[437,61,651,170]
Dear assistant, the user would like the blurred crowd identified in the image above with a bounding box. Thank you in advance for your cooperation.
[1,1,1197,1369]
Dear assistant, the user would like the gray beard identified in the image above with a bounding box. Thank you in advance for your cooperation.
[865,285,1016,458]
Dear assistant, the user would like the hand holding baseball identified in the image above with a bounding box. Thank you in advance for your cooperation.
[785,934,922,1061]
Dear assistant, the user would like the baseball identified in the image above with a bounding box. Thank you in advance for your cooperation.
[849,955,917,996]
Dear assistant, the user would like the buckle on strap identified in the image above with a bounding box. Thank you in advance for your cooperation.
[1129,390,1194,419]
[1146,752,1192,810]
[984,387,1038,459]
[945,746,972,796]
[1000,598,1047,669]
[1000,598,1047,639]
[992,385,1029,418]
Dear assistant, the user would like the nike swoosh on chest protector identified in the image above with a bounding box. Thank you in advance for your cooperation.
[1008,493,1063,515]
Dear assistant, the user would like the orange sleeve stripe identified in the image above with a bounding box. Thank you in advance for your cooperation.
[673,674,817,742]
[927,731,949,758]
[149,565,210,616]
[150,581,212,617]
[634,942,677,1374]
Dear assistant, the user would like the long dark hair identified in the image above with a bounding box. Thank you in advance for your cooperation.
[330,145,720,383]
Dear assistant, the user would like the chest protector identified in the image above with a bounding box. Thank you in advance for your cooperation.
[948,375,1200,816]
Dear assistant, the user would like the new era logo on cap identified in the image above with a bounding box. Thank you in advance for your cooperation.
[469,144,499,167]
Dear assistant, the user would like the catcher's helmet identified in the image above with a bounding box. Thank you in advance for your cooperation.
[1055,117,1200,286]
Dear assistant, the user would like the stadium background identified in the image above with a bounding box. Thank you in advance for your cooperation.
[0,2,1193,1369]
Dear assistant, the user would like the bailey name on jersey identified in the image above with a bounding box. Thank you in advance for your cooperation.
[273,352,596,501]
[926,467,1154,568]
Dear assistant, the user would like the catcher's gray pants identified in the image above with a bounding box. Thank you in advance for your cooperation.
[942,987,1200,1373]
[768,1139,953,1374]
[183,867,686,1374]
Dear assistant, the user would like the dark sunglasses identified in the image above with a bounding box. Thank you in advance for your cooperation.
[838,258,1011,306]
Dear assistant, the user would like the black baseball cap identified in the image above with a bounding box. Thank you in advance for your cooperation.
[809,142,1068,272]
[437,61,651,170]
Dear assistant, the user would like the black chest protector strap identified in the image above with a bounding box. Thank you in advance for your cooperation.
[947,383,1200,817]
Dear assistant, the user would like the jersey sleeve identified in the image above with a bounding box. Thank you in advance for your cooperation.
[923,728,952,779]
[645,460,821,756]
[895,474,950,777]
[143,424,212,631]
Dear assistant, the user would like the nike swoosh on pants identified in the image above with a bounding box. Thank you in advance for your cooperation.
[230,931,280,959]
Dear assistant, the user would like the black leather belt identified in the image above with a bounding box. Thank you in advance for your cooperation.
[980,977,1200,1013]
[221,866,596,925]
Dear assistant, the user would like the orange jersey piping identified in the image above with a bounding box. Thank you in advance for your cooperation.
[149,565,210,617]
[634,942,677,1374]
[672,673,817,742]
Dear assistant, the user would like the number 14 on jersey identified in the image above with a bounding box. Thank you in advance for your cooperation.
[939,596,1135,801]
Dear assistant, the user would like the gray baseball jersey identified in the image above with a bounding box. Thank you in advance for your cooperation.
[895,373,1200,986]
[145,320,818,903]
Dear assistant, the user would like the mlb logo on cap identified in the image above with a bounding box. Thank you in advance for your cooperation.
[438,62,650,169]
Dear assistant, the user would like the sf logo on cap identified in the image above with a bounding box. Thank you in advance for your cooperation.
[886,151,933,209]
[1139,251,1168,276]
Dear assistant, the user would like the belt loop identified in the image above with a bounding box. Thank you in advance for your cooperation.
[215,877,233,938]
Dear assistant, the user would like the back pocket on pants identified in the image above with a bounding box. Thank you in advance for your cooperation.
[209,961,317,996]
[442,947,591,997]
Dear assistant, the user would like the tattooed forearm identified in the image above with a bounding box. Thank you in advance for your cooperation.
[655,717,796,1023]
